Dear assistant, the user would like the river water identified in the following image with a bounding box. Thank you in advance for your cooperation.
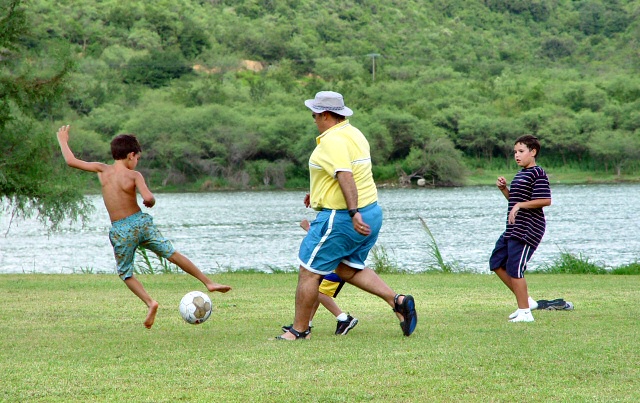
[0,184,638,274]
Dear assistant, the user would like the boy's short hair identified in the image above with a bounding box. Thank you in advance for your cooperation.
[111,134,141,160]
[515,134,541,157]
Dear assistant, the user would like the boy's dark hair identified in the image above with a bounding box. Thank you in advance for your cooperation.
[515,134,541,157]
[111,134,141,160]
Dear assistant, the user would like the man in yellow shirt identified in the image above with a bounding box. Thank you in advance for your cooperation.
[277,91,418,340]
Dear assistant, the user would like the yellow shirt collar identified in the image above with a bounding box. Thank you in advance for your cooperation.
[316,120,350,145]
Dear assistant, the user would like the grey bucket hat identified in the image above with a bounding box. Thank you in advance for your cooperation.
[304,91,353,117]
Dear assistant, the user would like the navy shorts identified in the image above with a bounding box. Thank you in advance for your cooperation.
[489,234,536,279]
[298,202,382,275]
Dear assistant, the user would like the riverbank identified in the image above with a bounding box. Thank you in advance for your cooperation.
[155,169,640,192]
[74,164,640,193]
[465,168,640,187]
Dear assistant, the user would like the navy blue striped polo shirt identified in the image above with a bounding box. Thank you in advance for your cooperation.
[504,165,551,249]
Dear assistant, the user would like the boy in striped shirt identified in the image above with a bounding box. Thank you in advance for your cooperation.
[490,135,552,322]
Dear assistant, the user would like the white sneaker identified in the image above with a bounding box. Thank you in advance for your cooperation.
[509,310,534,322]
[508,297,538,319]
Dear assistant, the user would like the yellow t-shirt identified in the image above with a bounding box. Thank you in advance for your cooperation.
[308,120,378,210]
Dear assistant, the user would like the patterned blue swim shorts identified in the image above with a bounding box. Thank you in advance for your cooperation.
[109,211,175,280]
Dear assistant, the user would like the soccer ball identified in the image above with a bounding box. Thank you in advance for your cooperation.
[179,291,212,324]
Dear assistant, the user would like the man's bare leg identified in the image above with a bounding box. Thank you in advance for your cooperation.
[168,251,231,293]
[280,266,321,340]
[124,276,159,329]
[335,264,406,322]
[310,298,321,322]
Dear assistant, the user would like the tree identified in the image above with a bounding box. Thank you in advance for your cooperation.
[1,0,92,230]
[588,130,640,176]
[401,135,467,186]
[123,48,192,88]
[5,0,640,189]
[537,111,588,164]
[456,114,500,161]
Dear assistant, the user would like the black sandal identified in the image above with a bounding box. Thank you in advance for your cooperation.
[276,327,311,340]
[393,294,418,337]
[282,324,313,333]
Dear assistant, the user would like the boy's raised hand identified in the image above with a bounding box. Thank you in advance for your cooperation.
[56,124,108,173]
[496,176,507,190]
[57,125,70,143]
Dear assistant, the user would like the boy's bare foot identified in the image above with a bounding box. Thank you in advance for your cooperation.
[207,283,232,293]
[144,301,159,329]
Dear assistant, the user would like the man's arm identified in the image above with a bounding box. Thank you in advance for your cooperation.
[336,170,358,210]
[336,171,370,235]
[56,125,107,173]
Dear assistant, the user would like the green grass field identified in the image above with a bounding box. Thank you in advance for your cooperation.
[1,273,638,402]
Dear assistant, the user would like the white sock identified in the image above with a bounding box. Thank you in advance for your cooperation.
[336,313,348,322]
[308,320,313,327]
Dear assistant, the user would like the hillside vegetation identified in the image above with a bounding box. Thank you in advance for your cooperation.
[4,0,640,191]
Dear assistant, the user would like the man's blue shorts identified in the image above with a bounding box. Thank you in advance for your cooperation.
[109,211,175,280]
[489,234,536,279]
[298,202,382,275]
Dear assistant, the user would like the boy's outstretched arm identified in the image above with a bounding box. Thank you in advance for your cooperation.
[56,125,108,173]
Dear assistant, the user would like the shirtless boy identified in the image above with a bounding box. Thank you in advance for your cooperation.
[56,125,231,328]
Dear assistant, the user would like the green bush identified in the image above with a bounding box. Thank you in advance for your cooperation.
[123,48,192,88]
[610,262,640,275]
[369,245,404,274]
[537,251,608,274]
